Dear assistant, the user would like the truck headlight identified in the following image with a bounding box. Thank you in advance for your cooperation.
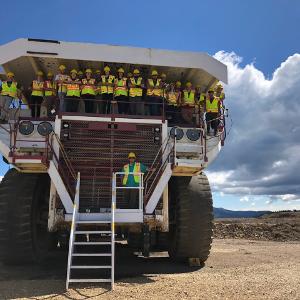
[37,122,53,136]
[186,129,201,141]
[170,127,184,140]
[19,121,34,135]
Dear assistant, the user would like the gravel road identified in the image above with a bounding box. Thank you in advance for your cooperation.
[0,239,299,300]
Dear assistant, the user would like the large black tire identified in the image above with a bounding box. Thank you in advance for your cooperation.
[168,172,213,264]
[0,168,52,264]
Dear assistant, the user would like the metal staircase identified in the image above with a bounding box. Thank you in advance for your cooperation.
[66,173,116,290]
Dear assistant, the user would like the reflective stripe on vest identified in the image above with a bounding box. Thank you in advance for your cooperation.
[44,81,56,96]
[101,75,115,94]
[129,77,143,97]
[167,91,180,106]
[66,81,81,97]
[147,78,162,97]
[1,81,17,98]
[114,78,128,97]
[206,97,219,113]
[183,90,195,106]
[81,78,95,95]
[122,162,141,186]
[31,80,44,97]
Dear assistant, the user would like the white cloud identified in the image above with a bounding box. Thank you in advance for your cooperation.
[208,51,300,207]
[240,196,250,202]
[0,176,3,182]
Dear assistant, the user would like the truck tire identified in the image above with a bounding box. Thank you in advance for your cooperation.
[0,168,52,264]
[168,173,213,264]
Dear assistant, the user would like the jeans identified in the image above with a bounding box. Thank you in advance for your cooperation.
[58,92,66,112]
[0,95,13,121]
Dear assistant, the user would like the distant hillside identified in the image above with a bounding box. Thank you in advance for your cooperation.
[214,207,271,218]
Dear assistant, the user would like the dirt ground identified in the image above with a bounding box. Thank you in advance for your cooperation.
[0,239,299,300]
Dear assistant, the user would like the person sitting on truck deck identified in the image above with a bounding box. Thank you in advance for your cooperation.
[146,70,163,116]
[0,72,22,123]
[41,72,57,117]
[94,69,103,114]
[29,71,44,118]
[55,65,69,113]
[81,69,96,114]
[166,81,181,122]
[205,88,221,136]
[114,68,128,114]
[128,69,144,115]
[66,69,81,113]
[122,152,148,209]
[100,66,115,114]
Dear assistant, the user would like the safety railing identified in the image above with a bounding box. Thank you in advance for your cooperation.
[112,172,144,210]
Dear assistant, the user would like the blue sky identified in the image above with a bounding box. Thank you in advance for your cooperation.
[1,0,300,211]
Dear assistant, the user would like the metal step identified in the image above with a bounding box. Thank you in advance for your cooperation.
[74,242,112,245]
[69,279,111,283]
[71,265,112,269]
[75,231,112,234]
[76,220,111,224]
[72,253,112,257]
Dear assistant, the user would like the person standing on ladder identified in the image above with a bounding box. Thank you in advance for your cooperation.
[0,72,22,123]
[121,152,148,209]
[29,71,44,117]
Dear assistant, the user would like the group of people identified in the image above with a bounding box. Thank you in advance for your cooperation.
[0,65,225,134]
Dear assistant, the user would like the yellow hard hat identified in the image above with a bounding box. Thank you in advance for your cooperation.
[160,73,166,78]
[118,67,124,73]
[127,72,133,77]
[196,84,201,89]
[216,83,223,89]
[7,72,14,77]
[104,66,110,72]
[47,71,53,77]
[175,81,181,87]
[95,69,101,74]
[133,69,140,75]
[208,88,214,93]
[186,82,192,87]
[36,71,43,76]
[151,70,158,76]
[70,69,78,74]
[128,152,136,159]
[85,68,92,73]
[78,71,83,75]
[59,65,66,70]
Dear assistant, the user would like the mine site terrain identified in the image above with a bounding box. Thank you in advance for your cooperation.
[0,211,299,300]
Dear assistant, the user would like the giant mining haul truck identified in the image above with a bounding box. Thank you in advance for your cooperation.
[0,38,228,288]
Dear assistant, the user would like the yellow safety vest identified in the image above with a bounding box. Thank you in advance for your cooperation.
[44,80,56,96]
[1,81,17,98]
[147,78,162,97]
[56,74,68,93]
[81,78,96,95]
[129,77,143,97]
[66,80,81,97]
[100,75,115,94]
[31,80,44,97]
[167,91,180,106]
[183,89,195,106]
[114,78,128,97]
[123,162,141,186]
[206,97,219,113]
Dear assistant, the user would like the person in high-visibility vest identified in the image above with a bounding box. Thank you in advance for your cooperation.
[128,69,144,115]
[146,70,163,116]
[121,152,148,209]
[114,68,128,114]
[41,72,57,117]
[29,71,44,117]
[166,81,181,122]
[81,69,96,113]
[215,83,225,107]
[100,66,115,114]
[0,72,21,122]
[180,82,196,124]
[55,65,70,113]
[205,88,221,136]
[66,69,81,112]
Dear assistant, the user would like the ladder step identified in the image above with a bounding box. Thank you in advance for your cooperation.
[75,231,111,234]
[74,242,112,245]
[76,221,111,224]
[72,253,112,257]
[69,279,111,283]
[71,265,112,269]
